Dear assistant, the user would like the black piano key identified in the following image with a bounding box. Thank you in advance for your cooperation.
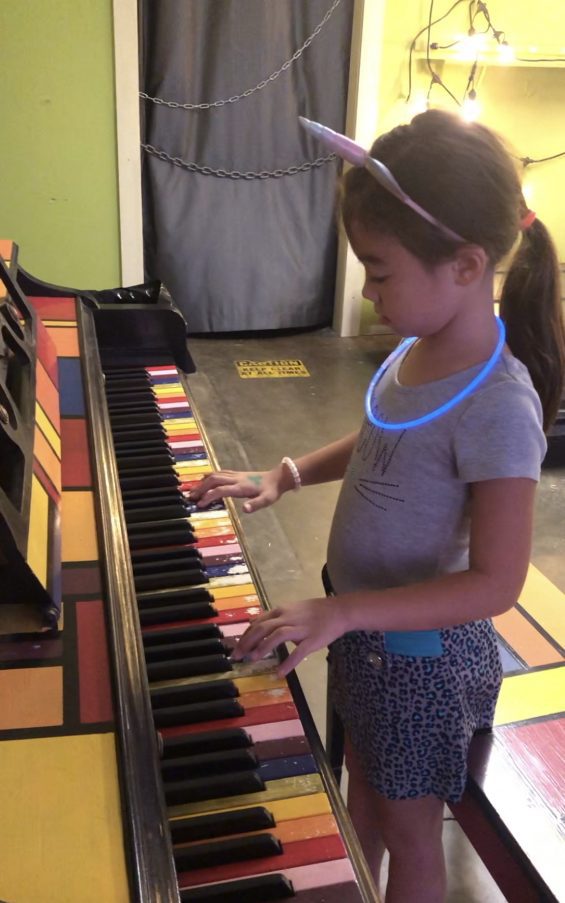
[123,492,183,511]
[106,395,158,408]
[115,441,168,458]
[109,411,163,425]
[163,769,264,805]
[150,677,236,708]
[134,567,206,592]
[118,455,174,473]
[136,586,212,606]
[146,653,231,682]
[127,516,193,534]
[179,873,294,902]
[169,806,275,843]
[125,503,189,523]
[174,832,282,871]
[144,637,227,663]
[120,464,178,480]
[131,547,200,565]
[119,473,178,491]
[143,624,221,648]
[161,727,252,758]
[113,426,167,443]
[133,553,202,575]
[113,429,167,446]
[128,527,195,549]
[161,747,258,780]
[138,602,217,625]
[105,378,151,391]
[153,697,244,727]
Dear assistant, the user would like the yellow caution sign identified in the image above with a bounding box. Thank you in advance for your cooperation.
[235,359,310,378]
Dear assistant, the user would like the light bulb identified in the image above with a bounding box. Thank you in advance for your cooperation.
[497,41,515,64]
[461,91,481,121]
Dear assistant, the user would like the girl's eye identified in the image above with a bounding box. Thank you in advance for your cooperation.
[367,275,389,285]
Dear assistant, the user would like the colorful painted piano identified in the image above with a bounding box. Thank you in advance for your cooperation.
[0,240,376,903]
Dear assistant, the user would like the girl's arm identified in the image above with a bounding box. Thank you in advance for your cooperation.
[190,430,359,513]
[233,476,536,676]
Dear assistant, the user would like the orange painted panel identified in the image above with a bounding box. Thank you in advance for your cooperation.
[494,607,563,668]
[46,326,80,357]
[33,424,62,495]
[0,238,13,261]
[35,359,61,433]
[61,491,98,562]
[0,666,63,729]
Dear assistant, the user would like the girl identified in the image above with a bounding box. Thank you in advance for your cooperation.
[189,110,565,902]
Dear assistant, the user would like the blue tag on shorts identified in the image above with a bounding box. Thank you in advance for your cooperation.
[383,630,443,657]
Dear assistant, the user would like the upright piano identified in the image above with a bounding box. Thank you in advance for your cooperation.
[0,240,377,903]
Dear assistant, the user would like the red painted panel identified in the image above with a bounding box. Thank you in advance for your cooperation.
[161,702,299,738]
[76,599,114,724]
[178,835,346,887]
[34,315,58,386]
[60,418,92,488]
[498,718,565,817]
[29,296,77,320]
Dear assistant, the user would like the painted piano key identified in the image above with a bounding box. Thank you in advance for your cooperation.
[129,364,369,903]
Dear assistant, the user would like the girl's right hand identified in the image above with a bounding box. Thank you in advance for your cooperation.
[189,463,293,514]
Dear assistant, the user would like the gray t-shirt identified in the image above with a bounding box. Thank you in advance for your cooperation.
[327,348,547,595]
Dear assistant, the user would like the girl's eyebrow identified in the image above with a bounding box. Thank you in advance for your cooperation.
[359,253,387,266]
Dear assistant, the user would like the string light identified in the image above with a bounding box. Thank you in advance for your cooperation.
[406,0,565,165]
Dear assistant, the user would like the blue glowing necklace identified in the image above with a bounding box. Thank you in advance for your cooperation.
[365,316,506,431]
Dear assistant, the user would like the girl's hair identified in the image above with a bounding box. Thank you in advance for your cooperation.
[341,109,565,432]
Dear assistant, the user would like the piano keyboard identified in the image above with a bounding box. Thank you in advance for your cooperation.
[103,363,374,902]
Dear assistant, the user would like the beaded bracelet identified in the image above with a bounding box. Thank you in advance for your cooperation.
[281,456,301,491]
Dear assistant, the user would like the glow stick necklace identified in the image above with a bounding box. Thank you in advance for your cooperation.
[365,316,506,430]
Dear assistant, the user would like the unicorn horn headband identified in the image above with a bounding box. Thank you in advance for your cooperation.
[298,116,465,243]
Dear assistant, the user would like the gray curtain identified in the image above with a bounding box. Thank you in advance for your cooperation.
[140,0,354,332]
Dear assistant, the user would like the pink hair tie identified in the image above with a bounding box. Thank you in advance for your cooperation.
[521,209,537,230]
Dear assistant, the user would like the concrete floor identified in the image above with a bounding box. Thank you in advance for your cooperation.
[185,327,565,903]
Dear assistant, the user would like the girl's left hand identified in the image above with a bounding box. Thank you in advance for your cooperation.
[230,597,347,678]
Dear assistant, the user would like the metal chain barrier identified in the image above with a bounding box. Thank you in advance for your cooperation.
[142,143,337,179]
[139,0,342,110]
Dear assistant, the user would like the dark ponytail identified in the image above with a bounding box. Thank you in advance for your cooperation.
[500,219,565,432]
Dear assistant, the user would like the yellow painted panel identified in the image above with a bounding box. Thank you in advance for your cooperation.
[520,565,565,648]
[62,491,98,561]
[35,399,61,456]
[213,584,257,599]
[234,674,287,693]
[153,382,182,394]
[0,733,129,903]
[27,474,49,587]
[495,666,565,726]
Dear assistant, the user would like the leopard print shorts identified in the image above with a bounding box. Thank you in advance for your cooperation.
[327,619,503,802]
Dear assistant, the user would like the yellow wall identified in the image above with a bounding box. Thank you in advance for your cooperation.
[359,0,565,333]
[0,0,121,288]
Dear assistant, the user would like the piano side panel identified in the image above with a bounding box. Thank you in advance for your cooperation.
[0,297,130,902]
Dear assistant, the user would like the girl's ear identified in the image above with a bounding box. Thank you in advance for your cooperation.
[451,244,489,286]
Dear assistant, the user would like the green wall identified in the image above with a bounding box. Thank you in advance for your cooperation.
[0,0,121,288]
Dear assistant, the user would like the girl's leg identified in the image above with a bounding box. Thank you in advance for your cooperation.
[345,738,446,903]
[345,738,386,889]
[374,792,446,903]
